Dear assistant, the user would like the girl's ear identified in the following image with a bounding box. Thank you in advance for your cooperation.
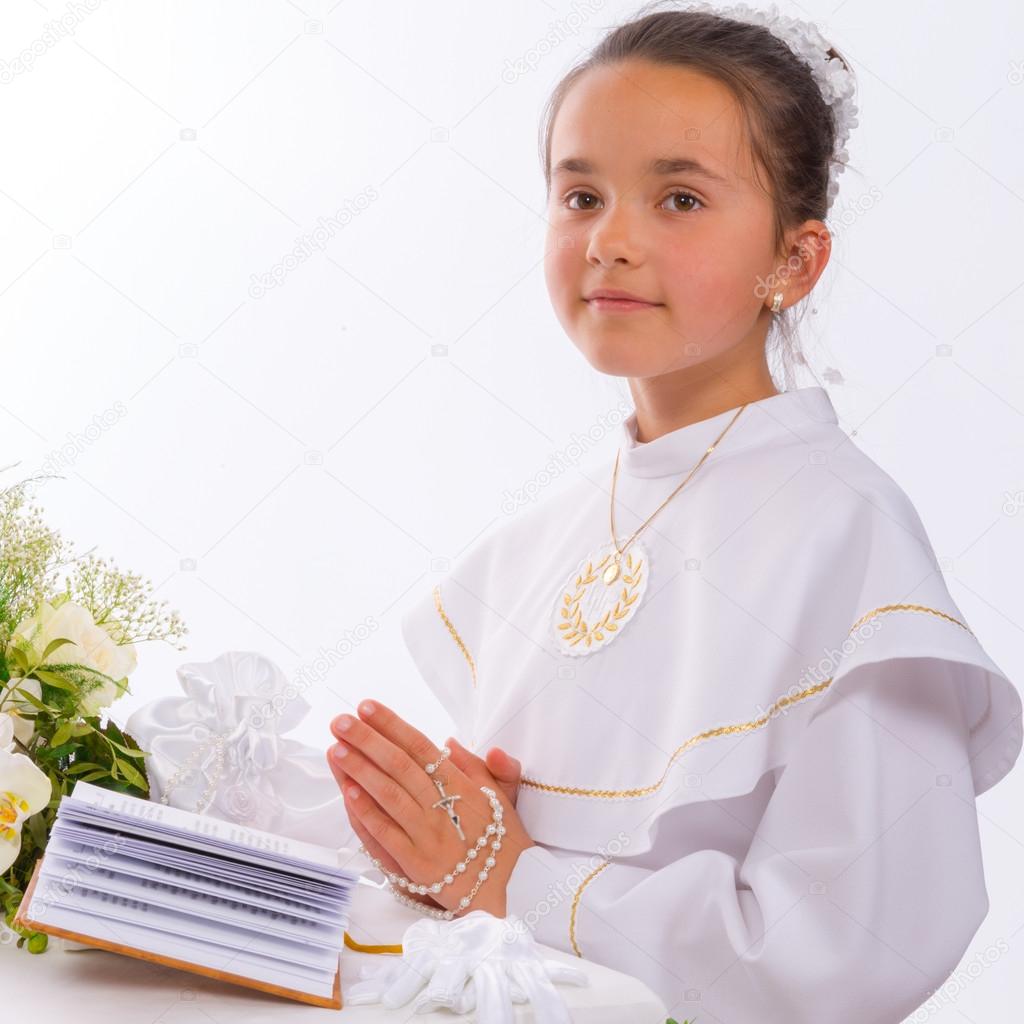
[777,220,832,305]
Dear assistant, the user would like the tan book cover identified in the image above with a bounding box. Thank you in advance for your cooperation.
[13,858,343,1010]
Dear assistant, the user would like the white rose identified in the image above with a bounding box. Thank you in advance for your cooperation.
[12,600,137,715]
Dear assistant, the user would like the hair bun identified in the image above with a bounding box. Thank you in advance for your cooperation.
[678,1,859,209]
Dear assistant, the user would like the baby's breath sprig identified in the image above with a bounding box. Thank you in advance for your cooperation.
[0,478,74,652]
[0,469,189,950]
[64,553,188,651]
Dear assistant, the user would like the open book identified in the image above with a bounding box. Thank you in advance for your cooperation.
[13,780,360,1008]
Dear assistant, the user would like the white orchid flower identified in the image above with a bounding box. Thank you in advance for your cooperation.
[0,712,52,873]
[0,676,42,746]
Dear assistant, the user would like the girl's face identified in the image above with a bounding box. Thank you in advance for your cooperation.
[544,59,787,380]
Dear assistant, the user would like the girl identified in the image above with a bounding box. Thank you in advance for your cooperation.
[328,3,1023,1019]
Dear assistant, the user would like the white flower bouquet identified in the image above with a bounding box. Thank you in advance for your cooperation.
[0,471,187,953]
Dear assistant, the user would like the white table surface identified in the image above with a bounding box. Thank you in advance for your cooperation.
[2,847,668,1022]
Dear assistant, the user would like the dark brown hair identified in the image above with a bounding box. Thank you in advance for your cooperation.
[538,1,857,383]
[540,1,855,254]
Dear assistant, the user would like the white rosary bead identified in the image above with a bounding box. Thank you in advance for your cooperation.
[359,786,505,919]
[160,732,228,814]
[424,746,451,775]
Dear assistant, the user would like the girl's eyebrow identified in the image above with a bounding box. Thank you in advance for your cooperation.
[551,155,730,185]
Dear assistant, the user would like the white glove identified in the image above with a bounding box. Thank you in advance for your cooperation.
[413,911,588,1023]
[344,915,457,1009]
[344,911,588,1022]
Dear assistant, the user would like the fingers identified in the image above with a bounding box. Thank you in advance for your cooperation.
[471,960,515,1024]
[340,769,417,864]
[341,791,399,874]
[484,746,521,784]
[354,699,446,781]
[449,736,520,782]
[508,961,573,1022]
[331,709,440,808]
[329,740,422,841]
[326,744,349,792]
[446,736,490,782]
[448,737,521,806]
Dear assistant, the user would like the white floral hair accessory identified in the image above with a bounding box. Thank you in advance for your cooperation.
[679,1,859,210]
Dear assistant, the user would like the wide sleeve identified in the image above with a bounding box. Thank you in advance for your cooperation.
[399,577,481,744]
[505,656,995,1022]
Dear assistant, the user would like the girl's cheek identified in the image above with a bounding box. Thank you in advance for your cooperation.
[543,246,579,301]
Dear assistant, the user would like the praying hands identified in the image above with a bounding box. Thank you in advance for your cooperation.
[327,700,533,919]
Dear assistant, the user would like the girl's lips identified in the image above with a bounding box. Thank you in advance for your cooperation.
[585,297,663,313]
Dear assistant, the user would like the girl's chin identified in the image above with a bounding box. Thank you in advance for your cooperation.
[572,337,680,378]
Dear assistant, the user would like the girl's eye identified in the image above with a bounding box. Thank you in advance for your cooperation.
[561,189,704,213]
[563,190,601,211]
[660,189,703,213]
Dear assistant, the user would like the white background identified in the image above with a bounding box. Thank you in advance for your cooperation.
[1,1,1021,1018]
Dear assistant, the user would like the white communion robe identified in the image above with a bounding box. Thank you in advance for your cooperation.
[399,385,1023,1022]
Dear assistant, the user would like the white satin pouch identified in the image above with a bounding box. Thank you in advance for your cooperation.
[125,650,350,847]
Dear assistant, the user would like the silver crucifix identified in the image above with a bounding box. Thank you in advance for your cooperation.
[430,775,465,841]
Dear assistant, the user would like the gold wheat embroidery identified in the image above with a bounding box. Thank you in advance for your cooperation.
[569,859,612,957]
[556,601,973,958]
[426,592,970,796]
[523,602,971,800]
[432,583,477,690]
[556,551,644,648]
[850,602,974,637]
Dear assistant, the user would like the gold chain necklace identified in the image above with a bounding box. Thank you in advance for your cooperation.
[550,403,749,656]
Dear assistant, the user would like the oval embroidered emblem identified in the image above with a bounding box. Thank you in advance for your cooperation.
[550,541,648,656]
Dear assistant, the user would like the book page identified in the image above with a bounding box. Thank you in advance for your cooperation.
[28,897,338,998]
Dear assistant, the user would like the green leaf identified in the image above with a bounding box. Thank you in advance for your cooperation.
[50,722,73,748]
[103,733,146,758]
[65,761,106,775]
[7,645,28,674]
[114,744,147,760]
[39,637,75,662]
[36,741,76,761]
[4,687,55,713]
[115,758,147,790]
[31,669,75,692]
[26,812,47,849]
